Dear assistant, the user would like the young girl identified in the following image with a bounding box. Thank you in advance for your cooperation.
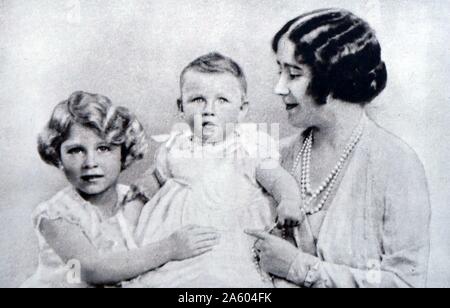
[126,53,302,288]
[22,91,219,288]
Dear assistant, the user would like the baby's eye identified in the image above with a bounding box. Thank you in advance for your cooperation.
[217,97,229,104]
[97,146,111,153]
[67,147,84,155]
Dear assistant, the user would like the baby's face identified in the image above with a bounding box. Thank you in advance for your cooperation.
[59,123,122,199]
[180,70,247,144]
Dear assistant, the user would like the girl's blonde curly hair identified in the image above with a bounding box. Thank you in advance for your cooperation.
[38,91,148,170]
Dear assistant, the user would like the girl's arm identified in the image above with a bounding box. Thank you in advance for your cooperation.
[40,219,219,286]
[256,165,302,227]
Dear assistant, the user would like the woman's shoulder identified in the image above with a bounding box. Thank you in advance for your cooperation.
[365,118,426,175]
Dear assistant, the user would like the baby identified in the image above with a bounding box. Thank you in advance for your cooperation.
[127,53,302,288]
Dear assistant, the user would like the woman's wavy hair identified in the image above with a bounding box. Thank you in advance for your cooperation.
[38,91,148,170]
[273,8,387,105]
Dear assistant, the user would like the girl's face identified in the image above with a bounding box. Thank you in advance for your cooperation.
[60,123,122,198]
[180,70,248,144]
[275,37,324,130]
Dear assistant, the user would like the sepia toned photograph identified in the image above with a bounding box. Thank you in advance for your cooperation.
[0,0,449,289]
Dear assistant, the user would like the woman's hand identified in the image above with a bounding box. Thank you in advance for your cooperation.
[277,200,303,227]
[245,229,300,279]
[168,225,220,261]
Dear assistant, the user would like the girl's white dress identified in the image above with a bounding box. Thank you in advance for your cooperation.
[22,185,137,288]
[129,127,278,288]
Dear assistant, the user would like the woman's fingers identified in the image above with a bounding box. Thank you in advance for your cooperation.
[254,240,264,251]
[278,216,301,228]
[245,229,269,240]
[276,216,286,228]
[184,225,197,231]
[286,219,298,228]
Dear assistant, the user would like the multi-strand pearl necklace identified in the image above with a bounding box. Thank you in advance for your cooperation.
[291,120,364,215]
[253,119,364,282]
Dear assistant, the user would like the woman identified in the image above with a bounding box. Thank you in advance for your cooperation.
[246,8,431,288]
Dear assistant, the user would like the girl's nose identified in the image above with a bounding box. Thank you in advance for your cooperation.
[274,75,290,96]
[83,151,98,169]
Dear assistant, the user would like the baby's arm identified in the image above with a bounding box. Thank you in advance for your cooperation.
[40,219,219,286]
[256,165,303,227]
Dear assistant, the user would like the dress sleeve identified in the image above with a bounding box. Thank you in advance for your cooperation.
[33,201,82,231]
[153,143,172,186]
[32,195,91,245]
[238,125,281,187]
[286,150,431,288]
[239,124,280,167]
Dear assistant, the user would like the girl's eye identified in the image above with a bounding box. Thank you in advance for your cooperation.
[97,146,111,153]
[191,97,205,104]
[218,97,229,104]
[67,148,84,155]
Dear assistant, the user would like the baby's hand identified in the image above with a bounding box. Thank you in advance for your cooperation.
[124,184,149,204]
[277,200,303,228]
[168,225,220,261]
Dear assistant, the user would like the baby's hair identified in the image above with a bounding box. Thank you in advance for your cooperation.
[38,91,148,170]
[178,52,248,111]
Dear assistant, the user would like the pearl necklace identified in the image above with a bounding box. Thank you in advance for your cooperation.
[291,120,364,215]
[253,119,364,281]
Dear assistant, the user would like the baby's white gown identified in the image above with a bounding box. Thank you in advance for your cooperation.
[128,127,278,288]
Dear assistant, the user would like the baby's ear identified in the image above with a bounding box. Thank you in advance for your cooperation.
[239,101,249,122]
[240,100,249,111]
[177,98,184,112]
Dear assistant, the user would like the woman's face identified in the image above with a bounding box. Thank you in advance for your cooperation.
[59,123,122,198]
[275,37,323,130]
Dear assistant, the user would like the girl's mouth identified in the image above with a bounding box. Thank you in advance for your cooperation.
[81,175,104,183]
